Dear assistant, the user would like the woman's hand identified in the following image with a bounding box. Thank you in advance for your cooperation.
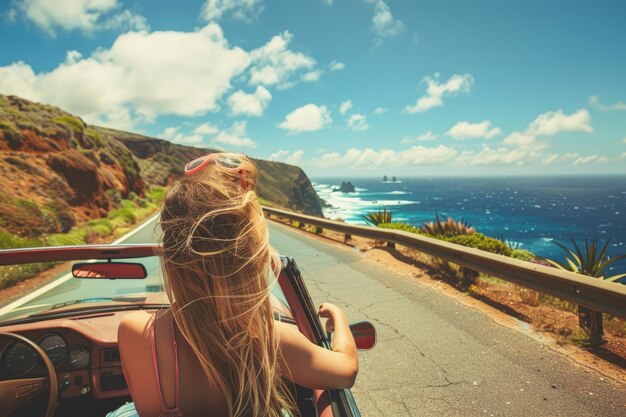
[276,302,359,389]
[318,303,347,334]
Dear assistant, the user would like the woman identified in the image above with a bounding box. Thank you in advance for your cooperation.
[110,152,358,417]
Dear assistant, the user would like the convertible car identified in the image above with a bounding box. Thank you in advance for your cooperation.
[0,244,376,417]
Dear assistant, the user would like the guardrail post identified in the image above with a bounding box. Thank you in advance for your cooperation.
[344,233,351,243]
[577,306,605,346]
[387,242,395,249]
[315,226,323,234]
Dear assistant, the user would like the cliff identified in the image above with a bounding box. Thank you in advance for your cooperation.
[0,94,323,238]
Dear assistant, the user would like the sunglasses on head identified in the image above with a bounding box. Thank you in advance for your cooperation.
[184,148,249,189]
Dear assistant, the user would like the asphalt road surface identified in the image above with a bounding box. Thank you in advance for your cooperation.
[267,221,626,417]
[2,215,625,416]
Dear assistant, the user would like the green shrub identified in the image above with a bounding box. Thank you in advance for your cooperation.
[511,249,536,261]
[108,208,137,224]
[444,233,512,256]
[120,199,136,209]
[45,229,86,246]
[147,186,166,204]
[52,115,84,135]
[0,231,43,249]
[378,222,421,234]
[85,128,103,147]
[0,262,56,289]
[105,189,122,208]
[86,218,114,236]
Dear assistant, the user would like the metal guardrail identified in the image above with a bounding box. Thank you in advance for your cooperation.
[262,207,626,321]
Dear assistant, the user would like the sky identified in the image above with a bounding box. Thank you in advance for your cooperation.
[0,0,625,177]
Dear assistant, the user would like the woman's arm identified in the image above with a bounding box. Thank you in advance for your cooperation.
[277,303,358,390]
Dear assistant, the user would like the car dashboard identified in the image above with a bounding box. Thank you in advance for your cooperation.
[0,310,138,403]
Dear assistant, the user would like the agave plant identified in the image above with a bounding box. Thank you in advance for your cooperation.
[545,238,626,282]
[420,213,476,237]
[362,209,393,226]
[496,233,521,251]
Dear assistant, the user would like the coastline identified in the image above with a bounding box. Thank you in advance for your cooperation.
[311,175,626,272]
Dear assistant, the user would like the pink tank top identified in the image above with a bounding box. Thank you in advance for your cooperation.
[150,314,183,417]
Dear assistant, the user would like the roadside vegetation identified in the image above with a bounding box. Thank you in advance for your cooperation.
[0,186,165,289]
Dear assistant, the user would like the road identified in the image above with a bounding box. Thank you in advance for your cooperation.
[267,221,626,417]
[1,215,625,416]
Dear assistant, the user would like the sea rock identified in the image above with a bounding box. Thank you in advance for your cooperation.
[332,181,355,193]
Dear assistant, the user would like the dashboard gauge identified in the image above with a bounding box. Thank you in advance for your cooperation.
[38,334,67,368]
[69,347,90,369]
[1,342,37,376]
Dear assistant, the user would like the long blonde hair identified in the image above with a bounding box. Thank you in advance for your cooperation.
[158,153,296,417]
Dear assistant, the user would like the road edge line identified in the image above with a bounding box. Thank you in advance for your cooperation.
[0,213,160,317]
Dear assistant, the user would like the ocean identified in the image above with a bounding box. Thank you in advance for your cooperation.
[312,176,626,274]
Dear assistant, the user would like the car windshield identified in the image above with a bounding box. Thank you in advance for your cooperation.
[0,254,291,324]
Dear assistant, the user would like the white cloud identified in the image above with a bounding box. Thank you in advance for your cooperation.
[313,145,458,169]
[588,95,626,111]
[194,122,219,135]
[571,155,609,165]
[322,0,333,5]
[373,107,388,115]
[560,153,579,160]
[13,0,148,36]
[401,131,438,144]
[161,121,256,149]
[541,153,560,165]
[502,109,593,155]
[405,73,473,113]
[201,0,263,22]
[212,121,257,148]
[248,31,317,89]
[268,149,304,165]
[0,24,250,129]
[502,132,536,147]
[227,86,272,117]
[101,9,149,32]
[573,155,599,165]
[278,104,332,133]
[620,152,626,160]
[339,100,353,115]
[456,145,531,166]
[367,0,405,39]
[329,61,345,71]
[347,114,370,131]
[161,126,203,145]
[302,70,322,82]
[526,109,592,136]
[622,137,626,144]
[446,120,501,140]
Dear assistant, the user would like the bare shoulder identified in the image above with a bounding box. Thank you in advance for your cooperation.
[119,310,154,340]
[275,320,306,343]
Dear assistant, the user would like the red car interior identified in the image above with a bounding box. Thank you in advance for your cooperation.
[0,245,365,417]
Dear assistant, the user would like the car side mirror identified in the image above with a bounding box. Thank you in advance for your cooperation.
[328,320,377,351]
[350,321,377,351]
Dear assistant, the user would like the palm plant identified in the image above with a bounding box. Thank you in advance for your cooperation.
[545,237,626,345]
[362,209,392,226]
[420,213,475,237]
[545,238,626,282]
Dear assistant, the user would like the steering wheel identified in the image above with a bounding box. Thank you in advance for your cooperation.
[0,332,58,417]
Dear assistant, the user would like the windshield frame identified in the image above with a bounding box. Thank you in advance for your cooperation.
[0,244,294,326]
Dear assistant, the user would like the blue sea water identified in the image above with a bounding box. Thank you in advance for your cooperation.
[312,176,626,275]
